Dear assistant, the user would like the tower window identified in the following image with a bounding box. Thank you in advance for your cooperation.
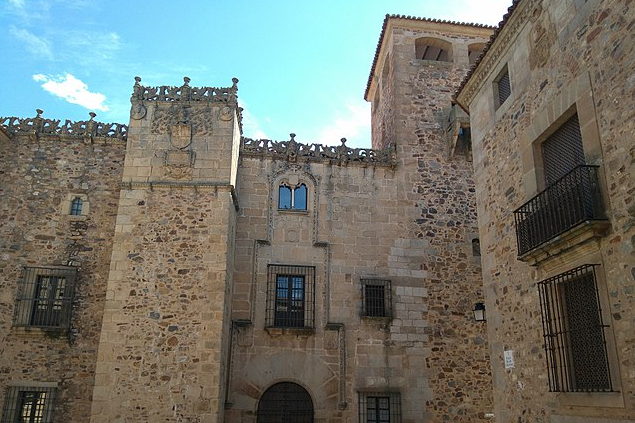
[69,197,83,216]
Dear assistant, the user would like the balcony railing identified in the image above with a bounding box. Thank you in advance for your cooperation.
[514,165,606,256]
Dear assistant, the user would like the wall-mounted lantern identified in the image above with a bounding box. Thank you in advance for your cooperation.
[473,302,486,322]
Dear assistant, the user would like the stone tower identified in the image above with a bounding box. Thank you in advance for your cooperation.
[89,77,241,422]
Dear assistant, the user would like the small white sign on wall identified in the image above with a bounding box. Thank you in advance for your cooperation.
[504,350,515,369]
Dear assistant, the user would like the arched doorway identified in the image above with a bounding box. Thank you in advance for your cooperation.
[256,382,314,423]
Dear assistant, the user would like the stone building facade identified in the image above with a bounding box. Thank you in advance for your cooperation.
[456,0,635,422]
[0,15,496,423]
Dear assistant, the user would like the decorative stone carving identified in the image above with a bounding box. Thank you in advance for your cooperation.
[134,76,239,104]
[242,134,396,167]
[529,5,556,70]
[1,110,127,140]
[169,123,192,149]
[151,104,213,136]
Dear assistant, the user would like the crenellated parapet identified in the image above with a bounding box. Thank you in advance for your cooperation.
[0,109,127,141]
[131,76,239,104]
[130,76,243,133]
[241,133,396,167]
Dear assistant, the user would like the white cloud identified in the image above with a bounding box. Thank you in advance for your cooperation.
[8,0,25,8]
[239,98,269,140]
[32,73,110,111]
[9,26,53,60]
[314,101,371,147]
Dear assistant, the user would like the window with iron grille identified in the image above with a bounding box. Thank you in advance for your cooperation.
[13,266,78,330]
[494,65,511,109]
[538,264,613,392]
[361,279,391,318]
[1,386,56,423]
[69,197,83,216]
[256,382,314,423]
[266,265,315,328]
[358,392,401,423]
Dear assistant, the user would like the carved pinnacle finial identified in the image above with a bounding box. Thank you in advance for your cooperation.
[134,76,141,84]
[232,77,239,85]
[36,109,43,117]
[89,112,97,120]
[290,133,296,141]
[183,76,190,86]
[340,138,347,144]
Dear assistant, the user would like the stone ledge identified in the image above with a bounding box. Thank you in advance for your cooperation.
[518,219,611,267]
[10,326,69,340]
[265,327,315,337]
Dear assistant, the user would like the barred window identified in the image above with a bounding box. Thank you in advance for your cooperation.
[494,65,511,109]
[266,265,315,328]
[1,386,56,423]
[13,266,78,330]
[69,197,83,216]
[538,264,613,392]
[358,392,401,423]
[361,279,391,318]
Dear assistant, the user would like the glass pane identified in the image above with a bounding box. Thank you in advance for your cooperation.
[279,186,292,209]
[294,184,307,210]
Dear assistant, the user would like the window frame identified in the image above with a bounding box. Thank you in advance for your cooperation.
[1,385,57,423]
[361,279,392,318]
[277,182,308,211]
[493,64,511,110]
[266,265,315,329]
[358,391,401,423]
[538,264,613,393]
[12,266,78,331]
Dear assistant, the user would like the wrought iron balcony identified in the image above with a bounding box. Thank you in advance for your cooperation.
[514,165,607,256]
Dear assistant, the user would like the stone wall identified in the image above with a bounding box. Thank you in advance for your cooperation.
[458,0,635,421]
[226,18,494,422]
[0,125,125,422]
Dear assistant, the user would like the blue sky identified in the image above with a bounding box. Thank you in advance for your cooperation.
[1,0,511,148]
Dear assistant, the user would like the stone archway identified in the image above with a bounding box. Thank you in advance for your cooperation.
[256,382,314,423]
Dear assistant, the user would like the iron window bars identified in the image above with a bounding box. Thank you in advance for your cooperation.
[495,66,511,107]
[358,392,401,423]
[69,197,83,216]
[1,386,56,423]
[266,265,315,328]
[538,264,613,392]
[514,165,606,256]
[361,279,392,318]
[13,266,78,329]
[256,382,314,423]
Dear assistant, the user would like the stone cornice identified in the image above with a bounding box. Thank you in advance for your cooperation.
[121,180,239,211]
[455,0,535,109]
